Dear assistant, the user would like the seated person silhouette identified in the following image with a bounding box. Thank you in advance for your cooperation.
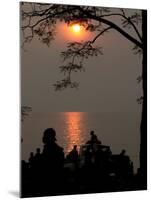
[120,149,126,156]
[85,131,102,160]
[86,131,102,145]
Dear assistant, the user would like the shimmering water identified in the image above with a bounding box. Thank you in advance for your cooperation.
[22,112,141,172]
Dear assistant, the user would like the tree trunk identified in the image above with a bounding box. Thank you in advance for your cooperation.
[139,9,147,188]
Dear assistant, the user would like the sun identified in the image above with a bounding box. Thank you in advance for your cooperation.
[62,22,90,40]
[72,24,81,33]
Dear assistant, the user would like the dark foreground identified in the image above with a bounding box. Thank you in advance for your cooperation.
[21,128,146,198]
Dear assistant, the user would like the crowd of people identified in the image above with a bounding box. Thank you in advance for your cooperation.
[21,128,142,197]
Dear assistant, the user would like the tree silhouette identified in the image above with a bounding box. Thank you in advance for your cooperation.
[21,2,147,187]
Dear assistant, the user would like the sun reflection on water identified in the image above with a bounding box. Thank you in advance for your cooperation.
[64,112,85,153]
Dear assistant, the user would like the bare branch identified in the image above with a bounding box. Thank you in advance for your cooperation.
[85,9,142,42]
[79,8,143,49]
[90,26,112,43]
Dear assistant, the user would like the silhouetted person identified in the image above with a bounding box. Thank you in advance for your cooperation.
[86,131,102,145]
[34,148,41,176]
[129,161,134,176]
[41,128,65,188]
[28,152,35,168]
[42,128,56,144]
[28,152,36,179]
[21,127,137,197]
[118,149,131,179]
[42,128,64,165]
[35,148,41,161]
[120,149,126,156]
[67,145,79,166]
[86,131,102,158]
[84,145,92,166]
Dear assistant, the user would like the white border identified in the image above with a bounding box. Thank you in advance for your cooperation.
[0,0,150,199]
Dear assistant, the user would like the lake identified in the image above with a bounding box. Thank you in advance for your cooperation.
[21,112,141,172]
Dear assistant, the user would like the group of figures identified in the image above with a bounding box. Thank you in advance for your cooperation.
[21,128,143,197]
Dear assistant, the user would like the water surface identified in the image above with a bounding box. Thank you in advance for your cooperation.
[22,112,141,172]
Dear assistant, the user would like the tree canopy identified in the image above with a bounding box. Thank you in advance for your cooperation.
[21,2,143,91]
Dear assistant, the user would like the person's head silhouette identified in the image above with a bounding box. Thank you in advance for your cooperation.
[120,149,126,155]
[73,145,77,150]
[42,128,57,144]
[30,152,34,157]
[90,131,95,136]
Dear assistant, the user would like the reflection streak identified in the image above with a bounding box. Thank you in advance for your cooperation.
[64,112,84,153]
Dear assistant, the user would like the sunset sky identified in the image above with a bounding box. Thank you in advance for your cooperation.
[21,9,142,113]
[21,3,142,171]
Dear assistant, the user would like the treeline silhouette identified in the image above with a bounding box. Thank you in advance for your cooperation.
[21,128,143,197]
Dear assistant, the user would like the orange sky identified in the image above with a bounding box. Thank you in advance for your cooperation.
[58,22,94,42]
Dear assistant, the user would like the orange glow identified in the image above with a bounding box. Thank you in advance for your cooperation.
[65,112,83,153]
[58,22,94,42]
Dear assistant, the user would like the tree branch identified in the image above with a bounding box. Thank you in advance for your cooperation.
[98,13,142,42]
[90,27,112,44]
[80,9,143,49]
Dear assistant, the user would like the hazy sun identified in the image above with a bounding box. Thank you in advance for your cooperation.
[60,22,92,41]
[72,24,81,33]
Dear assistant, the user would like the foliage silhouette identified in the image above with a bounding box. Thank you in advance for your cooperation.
[21,106,32,121]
